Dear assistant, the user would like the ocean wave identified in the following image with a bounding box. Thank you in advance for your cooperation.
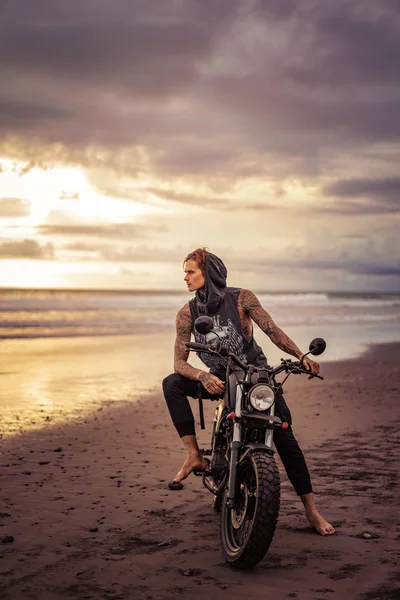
[0,314,398,339]
[258,293,400,308]
[1,289,399,340]
[1,291,400,312]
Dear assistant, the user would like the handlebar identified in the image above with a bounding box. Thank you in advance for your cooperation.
[269,360,324,380]
[185,342,248,370]
[185,343,323,380]
[186,342,210,352]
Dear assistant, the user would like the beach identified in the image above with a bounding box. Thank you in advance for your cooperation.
[1,339,399,600]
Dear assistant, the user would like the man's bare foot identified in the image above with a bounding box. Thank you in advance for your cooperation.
[307,511,335,535]
[172,455,208,484]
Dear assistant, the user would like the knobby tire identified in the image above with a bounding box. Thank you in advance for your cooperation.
[220,451,280,569]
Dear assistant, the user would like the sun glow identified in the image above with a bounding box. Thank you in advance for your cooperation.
[0,158,158,229]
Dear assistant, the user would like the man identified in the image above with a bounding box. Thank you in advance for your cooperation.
[163,248,335,535]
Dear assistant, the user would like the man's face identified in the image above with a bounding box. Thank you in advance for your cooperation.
[184,259,205,292]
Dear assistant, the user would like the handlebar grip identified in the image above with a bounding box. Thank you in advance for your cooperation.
[185,342,210,352]
[288,362,324,380]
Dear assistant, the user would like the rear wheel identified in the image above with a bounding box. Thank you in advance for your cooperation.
[220,451,280,569]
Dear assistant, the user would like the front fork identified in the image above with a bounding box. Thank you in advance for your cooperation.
[226,385,275,507]
[264,401,275,449]
[227,385,244,506]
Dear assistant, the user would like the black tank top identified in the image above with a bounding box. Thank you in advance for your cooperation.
[189,287,268,378]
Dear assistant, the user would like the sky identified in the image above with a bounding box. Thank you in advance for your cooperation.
[0,0,399,292]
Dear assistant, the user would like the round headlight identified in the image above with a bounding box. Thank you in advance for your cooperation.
[248,384,275,412]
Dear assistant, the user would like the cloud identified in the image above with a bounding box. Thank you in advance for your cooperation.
[64,241,99,252]
[146,187,230,208]
[317,200,400,215]
[37,222,166,239]
[0,0,398,182]
[233,255,400,279]
[356,264,400,277]
[62,241,190,263]
[325,176,400,199]
[0,98,72,132]
[0,197,31,217]
[145,187,277,210]
[225,231,400,280]
[0,1,399,292]
[0,239,54,259]
[59,191,80,200]
[321,177,400,214]
[57,230,399,282]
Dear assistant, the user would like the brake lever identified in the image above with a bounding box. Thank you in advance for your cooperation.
[303,370,324,380]
[292,363,324,380]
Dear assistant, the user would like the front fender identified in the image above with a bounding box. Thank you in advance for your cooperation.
[239,442,275,465]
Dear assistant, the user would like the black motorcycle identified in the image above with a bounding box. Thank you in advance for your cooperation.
[186,315,326,570]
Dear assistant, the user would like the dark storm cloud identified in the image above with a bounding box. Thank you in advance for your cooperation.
[286,8,400,86]
[0,1,234,99]
[321,177,400,214]
[0,198,30,217]
[325,177,400,199]
[0,239,54,259]
[0,0,399,182]
[0,98,71,130]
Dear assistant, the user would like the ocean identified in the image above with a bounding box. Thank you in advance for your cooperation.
[1,288,399,437]
[1,288,399,358]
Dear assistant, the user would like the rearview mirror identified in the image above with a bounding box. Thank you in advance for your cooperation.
[309,337,326,356]
[194,316,214,335]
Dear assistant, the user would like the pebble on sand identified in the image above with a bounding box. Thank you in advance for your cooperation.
[1,535,14,544]
[354,531,380,540]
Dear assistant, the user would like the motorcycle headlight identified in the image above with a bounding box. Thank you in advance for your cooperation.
[248,384,275,412]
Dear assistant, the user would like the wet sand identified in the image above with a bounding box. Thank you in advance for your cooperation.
[1,342,399,599]
[0,333,176,437]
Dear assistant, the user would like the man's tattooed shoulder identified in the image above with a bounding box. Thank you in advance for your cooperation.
[176,303,192,336]
[239,288,260,313]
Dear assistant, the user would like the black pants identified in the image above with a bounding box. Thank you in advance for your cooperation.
[162,373,312,496]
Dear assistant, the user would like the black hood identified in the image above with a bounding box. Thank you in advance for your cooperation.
[195,252,227,315]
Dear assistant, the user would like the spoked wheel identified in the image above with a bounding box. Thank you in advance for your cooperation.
[220,451,280,570]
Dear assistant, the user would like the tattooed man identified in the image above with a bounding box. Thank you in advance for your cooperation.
[163,248,335,535]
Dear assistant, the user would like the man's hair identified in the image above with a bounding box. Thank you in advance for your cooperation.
[184,247,209,274]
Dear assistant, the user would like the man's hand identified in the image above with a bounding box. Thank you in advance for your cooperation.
[302,357,320,379]
[199,372,225,395]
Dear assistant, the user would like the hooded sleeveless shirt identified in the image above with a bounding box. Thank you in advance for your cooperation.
[189,287,268,378]
[188,253,268,379]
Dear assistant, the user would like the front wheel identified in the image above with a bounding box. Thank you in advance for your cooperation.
[220,451,280,569]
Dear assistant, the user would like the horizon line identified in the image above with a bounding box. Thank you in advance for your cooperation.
[0,286,399,295]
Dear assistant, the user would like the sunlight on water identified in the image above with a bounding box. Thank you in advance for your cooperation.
[0,289,399,439]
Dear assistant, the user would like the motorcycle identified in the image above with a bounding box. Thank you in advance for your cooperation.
[185,315,326,570]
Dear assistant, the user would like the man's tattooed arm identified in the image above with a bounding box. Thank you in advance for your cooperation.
[173,305,225,391]
[239,289,304,360]
[173,304,205,381]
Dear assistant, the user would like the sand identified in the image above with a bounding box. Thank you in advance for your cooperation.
[0,342,399,600]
